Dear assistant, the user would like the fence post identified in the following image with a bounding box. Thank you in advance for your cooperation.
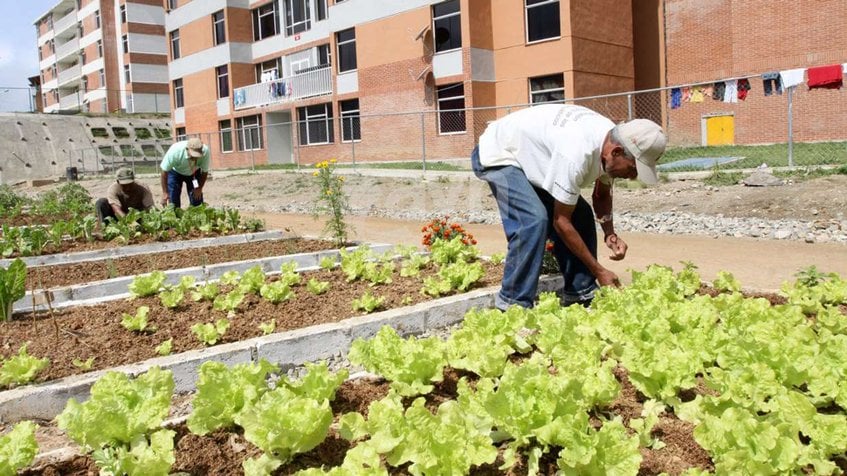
[420,112,427,174]
[350,119,356,170]
[787,86,794,167]
[627,94,633,121]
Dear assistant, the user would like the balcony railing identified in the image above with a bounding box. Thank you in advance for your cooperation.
[57,64,81,86]
[55,37,80,62]
[59,91,82,110]
[233,66,332,111]
[53,11,77,36]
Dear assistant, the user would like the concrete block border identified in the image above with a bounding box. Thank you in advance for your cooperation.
[1,275,562,423]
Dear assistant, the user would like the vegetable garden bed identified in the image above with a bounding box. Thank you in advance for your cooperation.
[10,265,846,475]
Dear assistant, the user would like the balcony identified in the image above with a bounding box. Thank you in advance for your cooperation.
[57,64,82,86]
[55,37,80,62]
[53,10,77,36]
[59,91,82,110]
[233,66,332,111]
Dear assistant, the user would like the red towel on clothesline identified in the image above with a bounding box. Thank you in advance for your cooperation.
[807,64,843,90]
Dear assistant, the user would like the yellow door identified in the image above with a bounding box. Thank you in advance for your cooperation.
[705,115,735,146]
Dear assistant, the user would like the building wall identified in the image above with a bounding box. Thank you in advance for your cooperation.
[664,0,847,145]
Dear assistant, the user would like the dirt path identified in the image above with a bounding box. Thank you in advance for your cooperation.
[256,212,847,292]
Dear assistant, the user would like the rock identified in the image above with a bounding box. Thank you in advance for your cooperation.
[742,170,784,187]
[774,229,792,240]
[805,234,816,243]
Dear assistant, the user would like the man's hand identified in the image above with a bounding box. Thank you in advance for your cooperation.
[191,188,203,201]
[604,233,628,261]
[595,267,621,287]
[160,195,169,207]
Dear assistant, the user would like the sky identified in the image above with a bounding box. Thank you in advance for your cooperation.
[0,0,58,112]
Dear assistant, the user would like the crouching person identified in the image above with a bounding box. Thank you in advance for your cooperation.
[95,167,155,224]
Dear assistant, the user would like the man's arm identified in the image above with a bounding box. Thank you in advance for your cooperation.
[551,201,620,287]
[160,171,170,206]
[110,203,126,218]
[591,180,627,261]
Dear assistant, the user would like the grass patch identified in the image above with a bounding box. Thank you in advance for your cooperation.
[614,179,649,190]
[134,128,152,139]
[141,145,159,157]
[703,170,743,187]
[336,161,466,171]
[98,146,116,156]
[660,141,847,171]
[120,145,138,156]
[90,127,109,138]
[112,127,130,138]
[773,164,847,182]
[154,128,172,139]
[252,163,302,171]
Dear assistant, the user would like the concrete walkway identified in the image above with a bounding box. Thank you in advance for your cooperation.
[254,212,847,292]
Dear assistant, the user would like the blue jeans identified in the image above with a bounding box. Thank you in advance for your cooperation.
[471,146,598,309]
[167,169,204,208]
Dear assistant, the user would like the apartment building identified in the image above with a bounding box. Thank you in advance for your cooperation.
[34,0,170,114]
[166,0,659,169]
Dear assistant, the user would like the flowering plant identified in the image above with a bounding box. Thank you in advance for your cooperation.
[541,240,559,274]
[421,216,476,249]
[312,159,350,247]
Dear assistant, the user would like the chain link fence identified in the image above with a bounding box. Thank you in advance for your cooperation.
[62,81,847,179]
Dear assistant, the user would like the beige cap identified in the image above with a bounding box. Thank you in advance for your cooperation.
[186,137,204,158]
[116,167,135,184]
[615,119,667,185]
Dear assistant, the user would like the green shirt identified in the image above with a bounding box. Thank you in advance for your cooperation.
[160,140,210,176]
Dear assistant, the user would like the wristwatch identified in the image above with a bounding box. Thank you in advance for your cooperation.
[596,214,613,224]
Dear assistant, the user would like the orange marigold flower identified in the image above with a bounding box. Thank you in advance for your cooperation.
[545,241,554,252]
[471,239,478,245]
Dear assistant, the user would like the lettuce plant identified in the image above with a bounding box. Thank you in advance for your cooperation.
[128,271,166,298]
[155,339,172,356]
[191,319,230,346]
[258,319,276,335]
[238,266,266,294]
[0,343,50,388]
[0,258,26,322]
[306,278,330,295]
[72,357,96,371]
[121,306,154,333]
[158,287,184,309]
[278,262,302,287]
[352,291,385,313]
[319,255,336,270]
[190,281,219,302]
[0,421,38,475]
[260,282,295,304]
[213,289,245,313]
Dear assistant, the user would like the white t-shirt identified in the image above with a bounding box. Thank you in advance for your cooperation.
[478,104,614,205]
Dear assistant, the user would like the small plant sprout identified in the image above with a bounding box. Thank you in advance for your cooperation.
[259,282,295,304]
[352,291,385,313]
[72,357,96,371]
[400,254,430,277]
[177,275,197,291]
[191,281,219,302]
[158,286,185,309]
[319,255,336,270]
[488,252,506,265]
[0,343,50,388]
[259,319,277,335]
[401,295,414,306]
[155,338,173,356]
[121,306,155,333]
[213,289,246,313]
[218,270,241,286]
[191,319,230,346]
[306,278,330,295]
[278,261,301,287]
[128,271,167,298]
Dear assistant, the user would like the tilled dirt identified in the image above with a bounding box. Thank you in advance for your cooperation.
[25,237,336,289]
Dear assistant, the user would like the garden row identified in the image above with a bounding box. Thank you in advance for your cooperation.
[6,265,847,475]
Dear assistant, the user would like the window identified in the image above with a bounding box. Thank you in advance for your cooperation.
[82,75,88,92]
[80,50,86,65]
[318,44,330,66]
[437,83,466,134]
[51,64,57,77]
[95,40,102,58]
[212,11,226,45]
[120,4,126,23]
[298,103,333,145]
[340,99,360,142]
[529,74,564,104]
[252,2,279,41]
[122,35,128,53]
[49,39,55,54]
[170,30,180,59]
[167,0,177,11]
[433,0,461,53]
[94,10,100,28]
[316,0,327,21]
[336,28,356,73]
[124,64,131,83]
[283,0,311,36]
[216,65,229,98]
[175,127,186,141]
[526,0,560,42]
[236,115,263,151]
[99,69,105,87]
[219,120,233,152]
[173,78,184,108]
[255,58,281,82]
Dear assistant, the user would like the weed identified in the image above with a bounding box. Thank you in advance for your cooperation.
[312,159,351,247]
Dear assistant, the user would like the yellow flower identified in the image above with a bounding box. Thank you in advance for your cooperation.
[329,158,337,164]
[312,171,319,176]
[338,176,345,182]
[326,190,333,195]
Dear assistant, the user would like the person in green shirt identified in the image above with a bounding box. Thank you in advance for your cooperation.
[160,137,210,208]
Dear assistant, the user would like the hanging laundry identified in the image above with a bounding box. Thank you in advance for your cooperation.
[670,87,682,109]
[723,80,738,103]
[712,82,725,100]
[807,64,843,90]
[703,84,714,98]
[690,86,705,103]
[843,63,847,75]
[680,87,691,102]
[779,68,806,89]
[737,78,751,100]
[761,71,782,96]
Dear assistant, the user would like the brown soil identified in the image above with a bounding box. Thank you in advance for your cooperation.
[1,263,503,385]
[24,370,713,476]
[26,237,336,289]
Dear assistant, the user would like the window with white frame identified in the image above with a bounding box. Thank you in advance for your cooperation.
[122,35,128,53]
[437,83,466,134]
[252,2,279,41]
[99,69,105,87]
[525,0,560,43]
[167,0,177,11]
[336,28,356,73]
[212,11,226,46]
[170,30,180,59]
[219,120,233,152]
[529,73,564,104]
[236,115,263,150]
[216,65,229,98]
[175,127,186,141]
[94,10,100,28]
[316,0,327,21]
[255,58,281,82]
[80,50,86,65]
[297,103,333,145]
[173,78,184,108]
[283,0,311,36]
[124,64,130,83]
[82,75,88,92]
[340,98,360,142]
[97,40,103,58]
[120,4,126,23]
[433,0,461,53]
[318,44,330,67]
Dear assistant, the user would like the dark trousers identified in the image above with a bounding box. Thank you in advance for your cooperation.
[167,169,204,208]
[95,198,116,223]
